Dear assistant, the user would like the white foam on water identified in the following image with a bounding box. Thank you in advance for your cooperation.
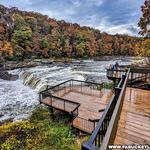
[0,57,139,122]
[0,79,38,122]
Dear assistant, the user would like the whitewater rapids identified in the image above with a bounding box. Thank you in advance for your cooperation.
[0,58,141,122]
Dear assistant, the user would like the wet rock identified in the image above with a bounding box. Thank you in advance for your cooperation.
[0,71,18,81]
[0,114,3,118]
[0,61,41,71]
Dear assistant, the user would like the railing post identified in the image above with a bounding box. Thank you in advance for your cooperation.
[48,106,54,120]
[64,100,65,110]
[70,80,71,90]
[114,87,121,100]
[39,93,42,104]
[49,96,52,107]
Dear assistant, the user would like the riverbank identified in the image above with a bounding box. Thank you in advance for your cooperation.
[0,107,86,150]
[0,56,146,71]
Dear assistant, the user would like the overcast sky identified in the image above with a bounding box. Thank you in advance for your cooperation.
[0,0,144,36]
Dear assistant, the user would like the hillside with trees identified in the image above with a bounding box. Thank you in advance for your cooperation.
[0,4,145,61]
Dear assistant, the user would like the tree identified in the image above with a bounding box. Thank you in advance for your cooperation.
[13,14,27,30]
[0,4,148,60]
[0,25,5,40]
[12,26,32,60]
[138,0,150,65]
[0,41,13,59]
[75,42,85,57]
[40,38,49,49]
[39,38,49,57]
[142,39,150,65]
[42,21,53,35]
[138,0,150,37]
[25,16,37,32]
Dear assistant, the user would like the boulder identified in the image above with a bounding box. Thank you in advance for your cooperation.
[0,71,18,81]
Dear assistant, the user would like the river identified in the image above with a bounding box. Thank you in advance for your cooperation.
[0,57,143,123]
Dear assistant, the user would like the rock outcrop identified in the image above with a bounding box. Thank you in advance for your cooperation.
[0,71,18,81]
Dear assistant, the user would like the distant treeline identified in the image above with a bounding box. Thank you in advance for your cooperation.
[0,4,147,61]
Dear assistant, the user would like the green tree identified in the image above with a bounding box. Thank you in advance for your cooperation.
[39,38,50,57]
[40,38,49,49]
[25,16,37,32]
[75,42,85,57]
[13,14,27,30]
[12,26,32,60]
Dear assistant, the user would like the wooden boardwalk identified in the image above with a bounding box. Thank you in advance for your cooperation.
[114,87,150,145]
[41,86,113,133]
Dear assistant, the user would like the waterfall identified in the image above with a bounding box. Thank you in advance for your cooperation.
[19,71,48,93]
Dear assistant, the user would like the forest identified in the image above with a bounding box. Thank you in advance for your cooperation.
[0,4,148,61]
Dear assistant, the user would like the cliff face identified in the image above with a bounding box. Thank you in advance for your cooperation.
[0,4,143,60]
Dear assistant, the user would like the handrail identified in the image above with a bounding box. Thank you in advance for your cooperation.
[40,79,104,94]
[107,69,126,72]
[82,69,130,150]
[72,79,104,86]
[130,67,150,73]
[106,69,127,80]
[40,79,72,94]
[82,95,115,150]
[71,103,80,115]
[100,69,130,150]
[40,93,80,114]
[40,78,105,133]
[50,95,80,106]
[73,116,98,133]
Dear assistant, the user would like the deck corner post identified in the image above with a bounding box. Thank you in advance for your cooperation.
[48,106,54,120]
[39,93,42,103]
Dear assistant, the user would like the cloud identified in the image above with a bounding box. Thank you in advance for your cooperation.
[0,0,145,36]
[95,18,139,36]
[99,24,139,36]
[85,0,103,6]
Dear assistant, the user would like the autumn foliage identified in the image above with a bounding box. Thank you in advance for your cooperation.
[0,4,146,61]
[138,0,150,65]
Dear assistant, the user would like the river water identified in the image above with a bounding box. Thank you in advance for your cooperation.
[0,57,143,122]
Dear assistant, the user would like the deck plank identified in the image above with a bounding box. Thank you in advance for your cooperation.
[114,88,150,145]
[41,86,113,133]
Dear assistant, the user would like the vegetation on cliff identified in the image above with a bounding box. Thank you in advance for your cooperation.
[0,4,147,61]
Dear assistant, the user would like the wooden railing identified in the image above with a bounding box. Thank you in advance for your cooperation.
[131,73,150,83]
[82,69,130,150]
[39,79,102,133]
[107,67,150,85]
[40,79,104,99]
[40,92,80,116]
[107,69,127,79]
[73,116,97,134]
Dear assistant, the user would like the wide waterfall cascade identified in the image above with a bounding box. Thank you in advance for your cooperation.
[19,71,48,93]
[18,65,87,93]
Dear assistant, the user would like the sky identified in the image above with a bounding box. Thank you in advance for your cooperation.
[0,0,144,36]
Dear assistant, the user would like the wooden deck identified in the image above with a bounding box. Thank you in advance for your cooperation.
[114,87,150,145]
[41,86,113,133]
[107,68,150,83]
